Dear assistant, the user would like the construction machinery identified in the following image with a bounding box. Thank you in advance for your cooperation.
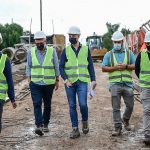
[86,33,107,61]
[2,34,65,63]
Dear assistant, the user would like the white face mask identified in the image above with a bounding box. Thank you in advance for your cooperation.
[113,43,122,50]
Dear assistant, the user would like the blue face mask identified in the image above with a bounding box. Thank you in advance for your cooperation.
[113,43,122,50]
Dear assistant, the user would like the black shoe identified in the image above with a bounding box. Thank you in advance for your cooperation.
[112,128,122,136]
[43,125,49,132]
[70,128,80,139]
[82,121,89,134]
[122,118,131,131]
[35,127,44,136]
[143,137,150,145]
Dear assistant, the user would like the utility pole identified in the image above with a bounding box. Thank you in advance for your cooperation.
[40,0,42,31]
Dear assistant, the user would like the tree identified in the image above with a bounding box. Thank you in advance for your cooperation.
[103,22,120,50]
[0,23,23,49]
[102,22,131,50]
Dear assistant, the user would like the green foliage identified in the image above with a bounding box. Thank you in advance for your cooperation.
[103,22,120,50]
[0,23,23,49]
[121,28,131,36]
[103,22,131,51]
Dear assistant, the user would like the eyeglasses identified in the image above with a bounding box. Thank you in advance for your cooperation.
[35,42,44,45]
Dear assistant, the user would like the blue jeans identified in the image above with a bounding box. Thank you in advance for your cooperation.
[29,82,55,127]
[110,84,134,129]
[65,80,88,128]
[0,100,4,133]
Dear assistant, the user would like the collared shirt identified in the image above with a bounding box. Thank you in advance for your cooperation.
[26,46,60,85]
[102,47,136,90]
[59,43,96,81]
[0,52,15,101]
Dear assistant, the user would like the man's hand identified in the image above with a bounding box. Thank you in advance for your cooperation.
[11,102,17,109]
[65,80,72,88]
[115,63,126,71]
[91,81,97,90]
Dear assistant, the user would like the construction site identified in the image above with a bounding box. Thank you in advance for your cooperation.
[0,18,149,150]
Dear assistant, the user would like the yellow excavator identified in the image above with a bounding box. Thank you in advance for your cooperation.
[86,33,107,61]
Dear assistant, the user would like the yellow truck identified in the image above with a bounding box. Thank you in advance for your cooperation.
[86,34,107,61]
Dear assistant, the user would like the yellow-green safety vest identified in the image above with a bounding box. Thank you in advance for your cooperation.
[108,50,132,83]
[31,46,56,85]
[65,45,90,83]
[0,54,8,100]
[139,49,150,88]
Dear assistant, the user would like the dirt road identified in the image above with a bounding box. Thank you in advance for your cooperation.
[0,63,148,150]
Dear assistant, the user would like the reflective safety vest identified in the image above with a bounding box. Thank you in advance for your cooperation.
[31,46,56,85]
[0,54,8,100]
[65,45,90,83]
[108,50,132,83]
[139,49,150,88]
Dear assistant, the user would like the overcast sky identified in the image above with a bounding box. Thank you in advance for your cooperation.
[0,0,150,40]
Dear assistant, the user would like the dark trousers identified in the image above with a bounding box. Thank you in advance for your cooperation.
[29,82,55,127]
[0,100,4,133]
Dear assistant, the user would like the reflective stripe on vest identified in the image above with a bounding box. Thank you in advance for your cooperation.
[140,49,150,88]
[65,45,90,83]
[0,54,8,100]
[31,46,56,84]
[108,50,132,83]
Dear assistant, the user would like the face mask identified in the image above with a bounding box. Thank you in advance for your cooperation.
[113,43,122,50]
[69,37,78,44]
[37,44,45,50]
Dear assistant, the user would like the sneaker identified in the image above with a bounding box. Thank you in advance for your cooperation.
[43,125,49,132]
[82,121,89,134]
[143,137,150,145]
[122,118,131,131]
[70,128,80,139]
[112,128,122,136]
[35,127,44,136]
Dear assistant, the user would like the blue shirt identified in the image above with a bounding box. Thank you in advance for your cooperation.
[102,47,136,89]
[0,52,15,102]
[26,46,60,85]
[59,44,96,81]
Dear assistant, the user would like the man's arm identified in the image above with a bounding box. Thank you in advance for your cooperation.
[135,53,141,78]
[59,48,68,81]
[53,48,60,78]
[4,59,15,102]
[87,49,96,81]
[26,50,32,82]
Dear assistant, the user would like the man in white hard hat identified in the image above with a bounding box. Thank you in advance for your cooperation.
[0,33,17,133]
[26,31,60,136]
[59,26,97,139]
[102,31,135,136]
[135,31,150,145]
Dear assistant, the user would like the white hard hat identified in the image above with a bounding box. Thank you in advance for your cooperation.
[67,26,81,35]
[34,31,46,40]
[111,31,124,41]
[0,33,3,44]
[144,31,150,42]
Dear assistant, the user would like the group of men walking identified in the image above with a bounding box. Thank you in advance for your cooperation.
[0,26,150,145]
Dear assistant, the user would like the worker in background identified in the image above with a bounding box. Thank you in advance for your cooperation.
[26,31,60,136]
[102,31,135,136]
[59,26,97,139]
[0,33,17,133]
[135,31,150,145]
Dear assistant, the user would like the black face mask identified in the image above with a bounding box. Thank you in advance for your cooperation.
[69,37,78,44]
[37,44,45,50]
